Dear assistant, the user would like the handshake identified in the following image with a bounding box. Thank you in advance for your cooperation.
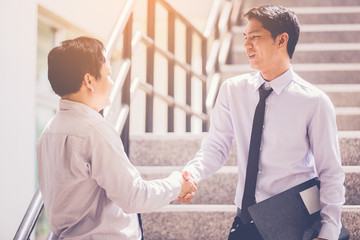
[177,171,198,204]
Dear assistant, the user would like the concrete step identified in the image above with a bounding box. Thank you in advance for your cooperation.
[340,131,360,166]
[299,31,360,44]
[129,132,360,166]
[221,64,360,84]
[141,205,360,240]
[336,108,360,131]
[294,7,360,24]
[139,166,360,205]
[238,8,360,25]
[245,0,360,7]
[231,43,360,64]
[316,84,360,107]
[232,25,360,44]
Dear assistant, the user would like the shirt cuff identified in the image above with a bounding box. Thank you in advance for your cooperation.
[318,222,341,240]
[182,166,201,183]
[164,171,182,200]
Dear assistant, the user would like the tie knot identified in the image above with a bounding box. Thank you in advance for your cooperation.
[259,87,273,101]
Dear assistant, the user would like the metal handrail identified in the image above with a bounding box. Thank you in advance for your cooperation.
[141,0,241,133]
[113,77,140,134]
[108,0,245,141]
[139,81,209,121]
[103,59,131,119]
[156,0,206,40]
[204,0,224,38]
[132,31,207,83]
[105,0,137,60]
[14,188,44,240]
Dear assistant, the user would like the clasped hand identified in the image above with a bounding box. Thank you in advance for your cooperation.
[177,171,197,204]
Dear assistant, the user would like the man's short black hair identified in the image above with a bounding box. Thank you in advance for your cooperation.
[48,36,106,96]
[243,5,300,59]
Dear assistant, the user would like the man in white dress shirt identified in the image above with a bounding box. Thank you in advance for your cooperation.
[180,5,345,240]
[37,36,197,240]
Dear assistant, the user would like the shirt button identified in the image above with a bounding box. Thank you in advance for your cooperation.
[260,147,262,151]
[262,124,265,129]
[258,171,262,175]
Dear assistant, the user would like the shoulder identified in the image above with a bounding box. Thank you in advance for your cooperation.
[291,73,334,111]
[292,73,329,98]
[44,109,116,143]
[90,119,124,149]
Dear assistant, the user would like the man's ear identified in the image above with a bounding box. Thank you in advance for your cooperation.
[277,32,289,48]
[83,73,95,92]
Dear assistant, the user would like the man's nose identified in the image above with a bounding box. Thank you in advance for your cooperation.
[243,38,250,48]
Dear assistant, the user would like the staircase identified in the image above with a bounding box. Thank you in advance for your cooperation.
[131,0,360,239]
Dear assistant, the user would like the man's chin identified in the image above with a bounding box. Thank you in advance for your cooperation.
[249,63,259,71]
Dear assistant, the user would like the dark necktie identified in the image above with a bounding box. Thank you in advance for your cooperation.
[240,85,273,224]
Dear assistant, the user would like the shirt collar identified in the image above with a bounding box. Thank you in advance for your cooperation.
[251,66,294,95]
[59,99,103,118]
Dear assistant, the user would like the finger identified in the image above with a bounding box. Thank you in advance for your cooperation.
[182,197,193,204]
[182,171,190,181]
[187,173,198,187]
[177,192,188,200]
[177,192,195,202]
[183,192,195,202]
[177,196,189,202]
[185,192,195,200]
[180,192,192,200]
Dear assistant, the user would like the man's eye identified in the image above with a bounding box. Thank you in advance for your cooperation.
[252,36,260,39]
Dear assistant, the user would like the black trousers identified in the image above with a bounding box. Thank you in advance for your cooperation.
[228,216,263,240]
[138,213,144,240]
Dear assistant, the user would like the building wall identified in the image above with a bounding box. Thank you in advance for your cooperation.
[0,0,37,239]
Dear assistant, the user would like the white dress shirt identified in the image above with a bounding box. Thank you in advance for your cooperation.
[184,67,345,240]
[37,99,182,240]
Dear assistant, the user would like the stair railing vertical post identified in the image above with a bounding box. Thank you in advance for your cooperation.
[201,38,208,131]
[225,0,233,64]
[214,17,220,73]
[185,27,192,132]
[121,13,133,156]
[235,0,246,25]
[146,0,156,132]
[167,11,175,132]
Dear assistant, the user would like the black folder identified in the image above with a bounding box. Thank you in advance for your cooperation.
[247,178,349,240]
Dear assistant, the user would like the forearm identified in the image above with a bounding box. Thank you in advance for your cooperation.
[183,136,231,183]
[118,171,182,213]
[183,81,234,182]
[317,172,345,240]
[90,130,183,213]
[308,94,345,239]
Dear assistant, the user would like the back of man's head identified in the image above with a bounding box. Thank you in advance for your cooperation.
[48,36,105,96]
[243,5,300,59]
